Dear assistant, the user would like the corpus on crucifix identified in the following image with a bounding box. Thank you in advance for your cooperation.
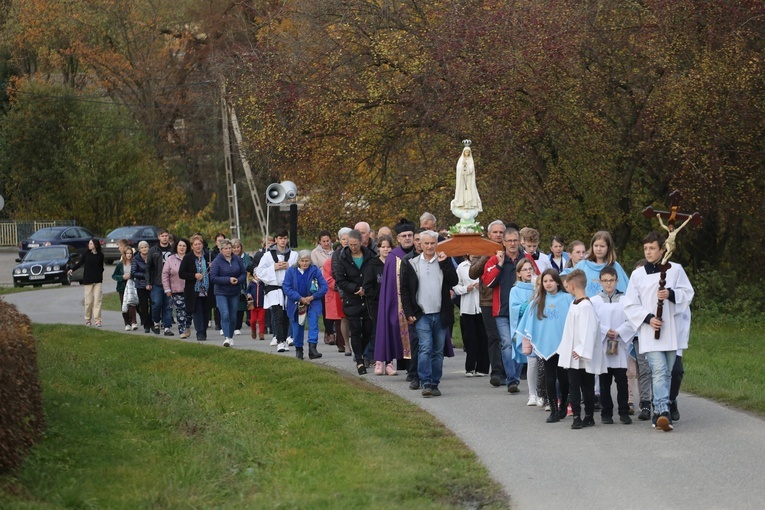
[639,190,702,339]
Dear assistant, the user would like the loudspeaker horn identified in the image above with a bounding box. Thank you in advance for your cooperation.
[266,181,298,204]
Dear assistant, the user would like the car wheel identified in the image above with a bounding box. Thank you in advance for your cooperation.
[61,274,71,286]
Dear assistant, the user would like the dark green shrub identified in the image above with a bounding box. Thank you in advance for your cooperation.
[0,301,45,473]
[690,266,765,318]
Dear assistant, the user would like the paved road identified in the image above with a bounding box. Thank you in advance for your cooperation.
[3,257,765,509]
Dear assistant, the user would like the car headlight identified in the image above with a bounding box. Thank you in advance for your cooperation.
[53,265,61,271]
[22,268,27,274]
[14,268,20,275]
[44,241,52,246]
[46,266,53,271]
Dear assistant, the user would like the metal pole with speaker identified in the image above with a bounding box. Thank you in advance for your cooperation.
[265,181,298,247]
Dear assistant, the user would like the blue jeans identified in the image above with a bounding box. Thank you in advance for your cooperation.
[416,313,446,388]
[215,294,240,339]
[290,306,321,348]
[150,285,172,328]
[496,316,521,386]
[645,350,677,415]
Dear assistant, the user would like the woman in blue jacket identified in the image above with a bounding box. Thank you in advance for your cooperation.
[210,239,247,348]
[283,250,328,360]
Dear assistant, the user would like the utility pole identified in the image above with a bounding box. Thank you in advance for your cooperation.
[221,84,239,240]
[228,105,268,240]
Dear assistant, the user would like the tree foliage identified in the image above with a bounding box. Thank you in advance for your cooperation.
[1,0,764,274]
[225,0,765,271]
[0,80,184,233]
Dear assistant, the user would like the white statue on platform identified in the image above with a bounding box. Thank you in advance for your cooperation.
[450,140,482,224]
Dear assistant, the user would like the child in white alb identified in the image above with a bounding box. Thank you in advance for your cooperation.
[557,269,606,429]
[590,266,636,424]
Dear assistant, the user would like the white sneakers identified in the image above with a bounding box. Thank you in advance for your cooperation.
[286,336,294,346]
[131,323,138,331]
[527,396,538,406]
[219,329,224,336]
[277,342,287,352]
[270,337,278,346]
[125,325,131,331]
[234,329,241,336]
[537,397,545,407]
[223,338,233,348]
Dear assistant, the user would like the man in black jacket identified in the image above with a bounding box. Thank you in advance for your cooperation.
[334,229,376,374]
[400,230,459,397]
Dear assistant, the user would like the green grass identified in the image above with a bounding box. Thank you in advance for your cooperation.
[683,313,765,415]
[102,291,121,312]
[0,325,508,509]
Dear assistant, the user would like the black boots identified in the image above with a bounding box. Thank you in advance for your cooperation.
[296,345,322,360]
[546,399,560,423]
[638,400,652,421]
[669,400,680,421]
[558,399,569,420]
[308,343,323,359]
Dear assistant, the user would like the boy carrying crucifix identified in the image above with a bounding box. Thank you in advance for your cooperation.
[623,232,694,432]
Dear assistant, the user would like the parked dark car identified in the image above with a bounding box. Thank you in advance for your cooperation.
[13,245,83,287]
[102,225,159,264]
[17,226,100,259]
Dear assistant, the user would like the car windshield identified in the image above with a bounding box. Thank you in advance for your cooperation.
[29,228,61,240]
[24,247,67,262]
[107,227,141,238]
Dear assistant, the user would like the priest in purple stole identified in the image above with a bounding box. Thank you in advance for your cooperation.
[374,219,417,369]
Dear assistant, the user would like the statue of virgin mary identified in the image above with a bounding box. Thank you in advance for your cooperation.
[450,140,482,222]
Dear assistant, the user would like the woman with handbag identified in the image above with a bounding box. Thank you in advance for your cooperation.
[131,241,153,333]
[113,248,138,330]
[283,250,328,360]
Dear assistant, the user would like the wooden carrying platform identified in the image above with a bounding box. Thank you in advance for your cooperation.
[438,233,501,257]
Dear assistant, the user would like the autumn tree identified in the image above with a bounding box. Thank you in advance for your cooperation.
[0,80,184,232]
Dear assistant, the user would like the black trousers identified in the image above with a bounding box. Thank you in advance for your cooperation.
[270,304,290,343]
[460,313,490,374]
[480,305,505,380]
[402,325,419,379]
[568,368,595,418]
[544,355,568,409]
[670,355,684,402]
[347,314,374,364]
[599,367,629,417]
[320,297,335,334]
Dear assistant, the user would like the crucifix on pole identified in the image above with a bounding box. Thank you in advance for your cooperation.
[641,190,702,339]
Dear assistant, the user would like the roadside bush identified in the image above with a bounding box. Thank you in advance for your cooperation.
[690,266,765,318]
[0,301,45,473]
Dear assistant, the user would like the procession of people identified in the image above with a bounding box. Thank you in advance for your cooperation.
[104,142,695,433]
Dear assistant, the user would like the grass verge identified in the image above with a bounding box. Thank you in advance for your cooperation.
[683,313,765,415]
[0,325,508,509]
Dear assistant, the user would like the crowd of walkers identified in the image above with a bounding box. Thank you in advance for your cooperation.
[104,213,692,433]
